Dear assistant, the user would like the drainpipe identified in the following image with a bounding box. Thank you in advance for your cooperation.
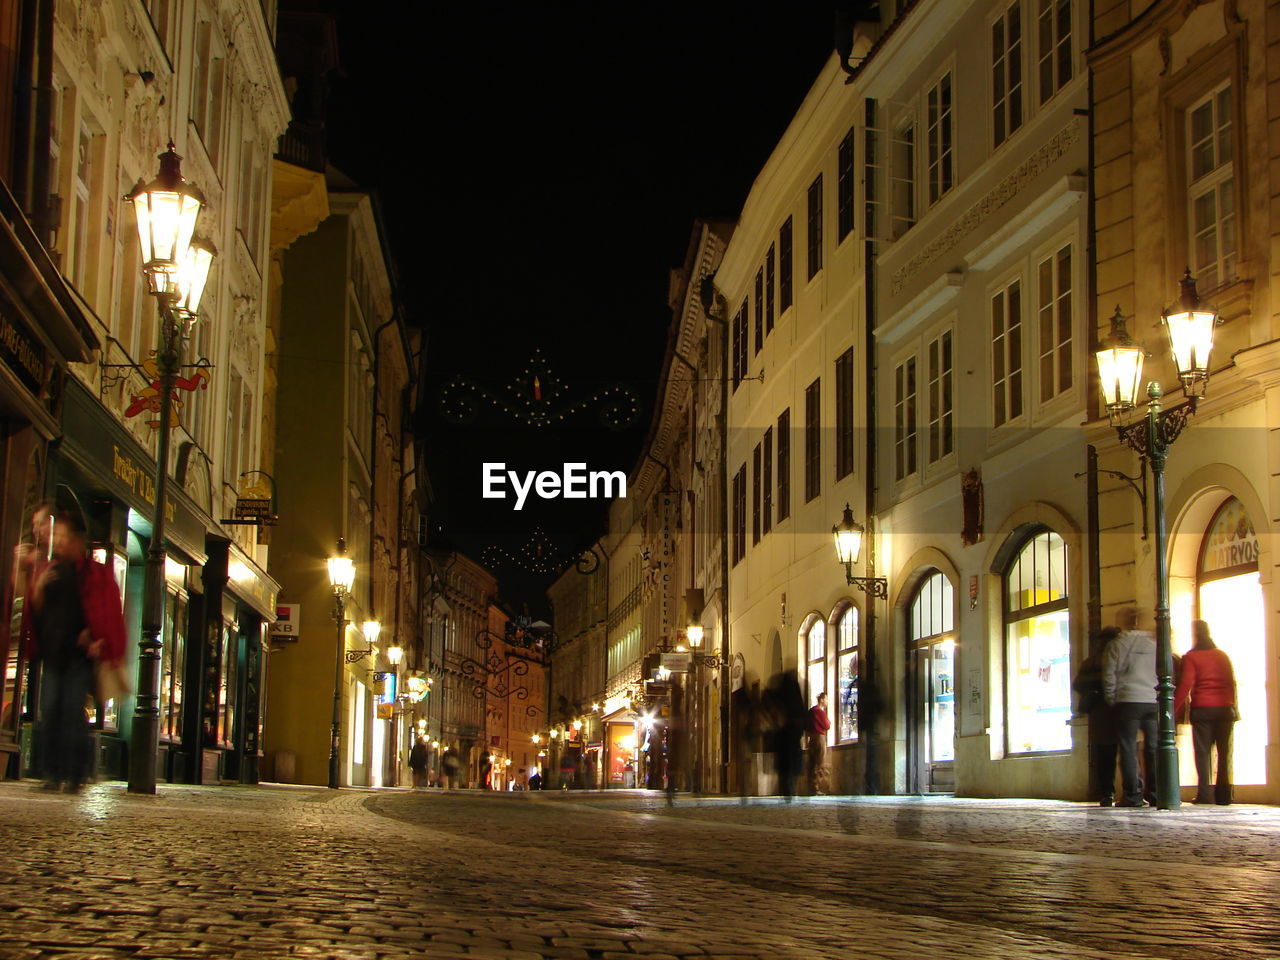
[863,96,881,796]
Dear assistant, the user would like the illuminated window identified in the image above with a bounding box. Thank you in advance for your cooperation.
[911,572,955,767]
[1003,529,1071,754]
[1186,84,1235,291]
[836,605,859,743]
[805,619,827,711]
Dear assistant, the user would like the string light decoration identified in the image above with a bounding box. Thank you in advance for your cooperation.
[438,348,642,430]
[482,526,586,577]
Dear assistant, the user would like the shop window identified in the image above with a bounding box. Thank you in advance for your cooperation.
[910,572,955,767]
[835,605,859,743]
[1003,529,1071,754]
[220,622,237,748]
[160,588,187,742]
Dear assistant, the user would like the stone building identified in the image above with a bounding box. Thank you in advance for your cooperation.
[3,0,289,783]
[1089,0,1280,802]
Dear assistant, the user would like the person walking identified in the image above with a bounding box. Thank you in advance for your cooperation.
[408,737,429,791]
[806,692,831,795]
[1074,627,1121,805]
[440,745,460,790]
[764,671,807,801]
[1174,619,1237,805]
[21,506,125,793]
[479,752,493,790]
[1103,612,1158,807]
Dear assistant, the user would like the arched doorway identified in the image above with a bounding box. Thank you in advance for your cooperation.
[907,571,955,793]
[1178,496,1266,786]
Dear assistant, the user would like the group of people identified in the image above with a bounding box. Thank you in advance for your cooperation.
[407,739,459,791]
[1076,613,1237,806]
[734,671,833,799]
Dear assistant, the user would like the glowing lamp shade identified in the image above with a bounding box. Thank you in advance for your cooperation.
[686,624,704,648]
[1162,271,1217,392]
[1096,307,1145,417]
[531,733,541,744]
[549,728,559,739]
[387,645,404,666]
[833,504,863,565]
[327,554,355,594]
[125,144,205,295]
[174,239,215,317]
[362,620,382,645]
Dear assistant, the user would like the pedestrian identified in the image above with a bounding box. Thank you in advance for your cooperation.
[806,692,831,795]
[440,745,460,791]
[480,752,493,790]
[1103,611,1157,807]
[1074,626,1120,805]
[1173,619,1237,805]
[408,737,429,790]
[764,670,806,801]
[21,505,125,793]
[528,767,542,790]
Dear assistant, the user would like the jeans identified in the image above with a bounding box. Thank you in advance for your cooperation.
[1115,701,1157,804]
[1089,742,1118,800]
[1190,705,1234,804]
[37,656,94,786]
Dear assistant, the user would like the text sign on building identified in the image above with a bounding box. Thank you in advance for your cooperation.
[660,652,691,673]
[234,498,276,524]
[271,603,301,641]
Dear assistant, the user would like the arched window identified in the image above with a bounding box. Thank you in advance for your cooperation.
[804,618,827,708]
[1003,528,1071,754]
[835,605,859,742]
[909,572,955,778]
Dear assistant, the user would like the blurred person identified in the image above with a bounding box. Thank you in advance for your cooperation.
[440,745,460,790]
[479,752,493,790]
[21,506,125,793]
[764,671,806,801]
[528,767,542,790]
[806,692,831,795]
[1103,610,1157,807]
[1074,626,1121,805]
[1174,619,1238,805]
[408,737,429,790]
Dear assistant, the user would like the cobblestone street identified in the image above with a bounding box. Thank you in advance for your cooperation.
[1,781,1278,960]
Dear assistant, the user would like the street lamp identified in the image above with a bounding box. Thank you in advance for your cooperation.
[124,143,211,794]
[327,538,356,789]
[1094,270,1219,811]
[833,504,888,598]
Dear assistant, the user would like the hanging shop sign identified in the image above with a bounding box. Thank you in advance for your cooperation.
[0,293,49,396]
[731,653,745,692]
[660,651,691,673]
[270,603,301,642]
[221,472,279,528]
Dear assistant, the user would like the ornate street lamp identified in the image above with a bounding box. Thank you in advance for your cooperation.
[327,538,356,789]
[124,143,211,795]
[833,504,887,598]
[1094,271,1219,811]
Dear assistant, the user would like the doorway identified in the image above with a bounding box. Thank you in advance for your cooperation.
[908,571,956,793]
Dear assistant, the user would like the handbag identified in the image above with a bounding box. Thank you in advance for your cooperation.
[95,658,131,705]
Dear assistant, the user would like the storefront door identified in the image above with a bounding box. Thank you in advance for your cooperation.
[908,572,956,793]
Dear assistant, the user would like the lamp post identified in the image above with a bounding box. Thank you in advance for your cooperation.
[124,143,211,794]
[1094,270,1219,811]
[327,538,356,789]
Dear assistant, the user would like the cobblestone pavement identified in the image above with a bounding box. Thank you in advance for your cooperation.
[1,782,1278,960]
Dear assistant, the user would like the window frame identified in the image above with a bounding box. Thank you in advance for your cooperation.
[990,271,1026,429]
[1184,82,1237,292]
[835,347,856,481]
[779,217,794,312]
[752,442,762,546]
[834,603,860,744]
[777,408,791,523]
[804,379,821,503]
[893,352,918,482]
[991,0,1025,149]
[837,127,856,243]
[924,323,955,468]
[807,174,824,280]
[762,426,774,535]
[765,244,776,333]
[925,67,955,207]
[1033,237,1076,407]
[1036,0,1074,106]
[753,268,764,355]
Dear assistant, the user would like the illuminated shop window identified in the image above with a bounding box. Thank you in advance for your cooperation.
[1003,529,1071,754]
[836,605,859,743]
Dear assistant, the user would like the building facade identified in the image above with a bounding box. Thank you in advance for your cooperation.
[3,0,289,784]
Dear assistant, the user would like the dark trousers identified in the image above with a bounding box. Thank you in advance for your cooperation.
[1115,702,1157,804]
[1190,706,1234,804]
[1089,742,1118,800]
[37,657,94,785]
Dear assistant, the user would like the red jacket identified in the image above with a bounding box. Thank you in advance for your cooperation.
[1173,647,1236,713]
[807,705,831,737]
[22,556,127,664]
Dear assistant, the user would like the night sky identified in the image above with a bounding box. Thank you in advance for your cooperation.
[324,2,838,607]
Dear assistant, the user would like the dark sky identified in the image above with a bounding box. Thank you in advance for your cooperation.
[324,2,838,607]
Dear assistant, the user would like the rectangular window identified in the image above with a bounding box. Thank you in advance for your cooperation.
[992,280,1024,426]
[891,123,916,237]
[895,357,917,481]
[804,379,821,502]
[736,301,749,388]
[752,443,762,545]
[779,217,794,311]
[927,72,954,205]
[777,409,791,523]
[765,244,776,333]
[754,269,764,355]
[835,347,855,480]
[1187,84,1235,291]
[762,426,773,535]
[1037,243,1073,402]
[926,330,954,463]
[224,368,244,487]
[69,118,97,291]
[737,302,747,389]
[1037,0,1073,104]
[807,175,823,279]
[993,2,1023,148]
[732,465,747,565]
[837,127,856,242]
[863,102,878,238]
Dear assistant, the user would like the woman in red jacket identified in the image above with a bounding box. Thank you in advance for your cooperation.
[1173,620,1237,805]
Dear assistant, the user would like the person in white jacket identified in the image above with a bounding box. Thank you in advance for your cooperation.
[1103,609,1158,807]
